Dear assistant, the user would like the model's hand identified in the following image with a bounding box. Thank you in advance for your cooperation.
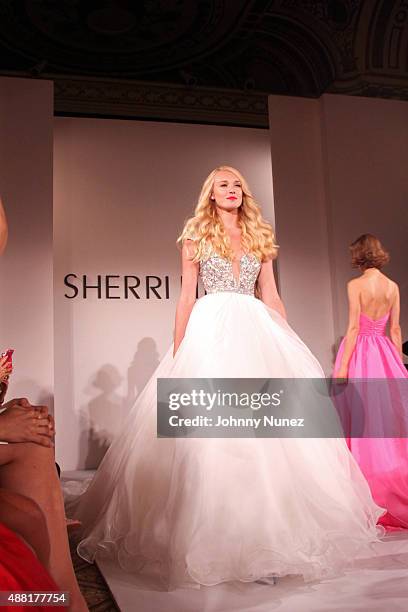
[0,355,12,384]
[0,398,55,446]
[334,366,348,381]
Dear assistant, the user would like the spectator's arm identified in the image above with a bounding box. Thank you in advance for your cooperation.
[0,197,8,255]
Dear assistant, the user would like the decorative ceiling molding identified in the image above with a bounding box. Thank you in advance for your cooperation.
[332,0,408,99]
[329,74,408,100]
[52,75,269,128]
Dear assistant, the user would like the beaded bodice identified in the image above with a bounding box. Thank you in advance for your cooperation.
[200,252,261,296]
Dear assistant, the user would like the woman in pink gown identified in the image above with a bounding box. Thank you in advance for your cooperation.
[334,234,408,529]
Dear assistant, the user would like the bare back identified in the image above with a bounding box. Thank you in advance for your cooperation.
[355,271,397,320]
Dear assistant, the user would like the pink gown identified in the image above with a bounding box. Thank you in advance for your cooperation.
[334,312,408,529]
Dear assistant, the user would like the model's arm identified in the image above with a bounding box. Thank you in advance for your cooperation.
[173,240,199,356]
[0,197,8,255]
[257,258,287,320]
[390,284,403,359]
[335,281,360,377]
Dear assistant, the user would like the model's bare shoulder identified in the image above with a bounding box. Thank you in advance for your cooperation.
[377,273,398,295]
[347,277,360,291]
[390,279,400,297]
[182,237,199,262]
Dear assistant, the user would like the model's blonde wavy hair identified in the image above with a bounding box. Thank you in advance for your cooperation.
[177,166,278,262]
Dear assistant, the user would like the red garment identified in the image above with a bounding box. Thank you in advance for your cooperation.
[0,522,60,611]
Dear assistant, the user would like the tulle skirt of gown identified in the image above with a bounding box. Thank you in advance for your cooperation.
[72,293,385,588]
[334,312,408,530]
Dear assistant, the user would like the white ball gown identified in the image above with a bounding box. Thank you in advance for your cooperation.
[72,251,385,589]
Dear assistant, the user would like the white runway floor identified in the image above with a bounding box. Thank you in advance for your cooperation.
[98,532,408,612]
[63,472,408,612]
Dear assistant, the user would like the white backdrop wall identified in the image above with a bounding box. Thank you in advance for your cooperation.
[268,96,335,371]
[321,95,408,342]
[0,77,54,404]
[3,80,404,470]
[269,93,408,372]
[54,118,274,470]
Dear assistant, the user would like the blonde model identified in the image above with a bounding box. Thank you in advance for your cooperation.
[74,167,384,589]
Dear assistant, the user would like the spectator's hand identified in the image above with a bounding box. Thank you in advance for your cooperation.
[0,398,54,447]
[37,404,55,437]
[0,380,8,405]
[9,398,55,433]
[0,196,8,255]
[0,355,12,384]
[8,399,55,435]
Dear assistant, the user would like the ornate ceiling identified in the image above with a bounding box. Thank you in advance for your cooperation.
[0,1,407,127]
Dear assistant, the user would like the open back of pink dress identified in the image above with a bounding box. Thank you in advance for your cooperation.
[335,312,408,529]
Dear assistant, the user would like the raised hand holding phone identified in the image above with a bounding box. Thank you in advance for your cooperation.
[0,349,13,383]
